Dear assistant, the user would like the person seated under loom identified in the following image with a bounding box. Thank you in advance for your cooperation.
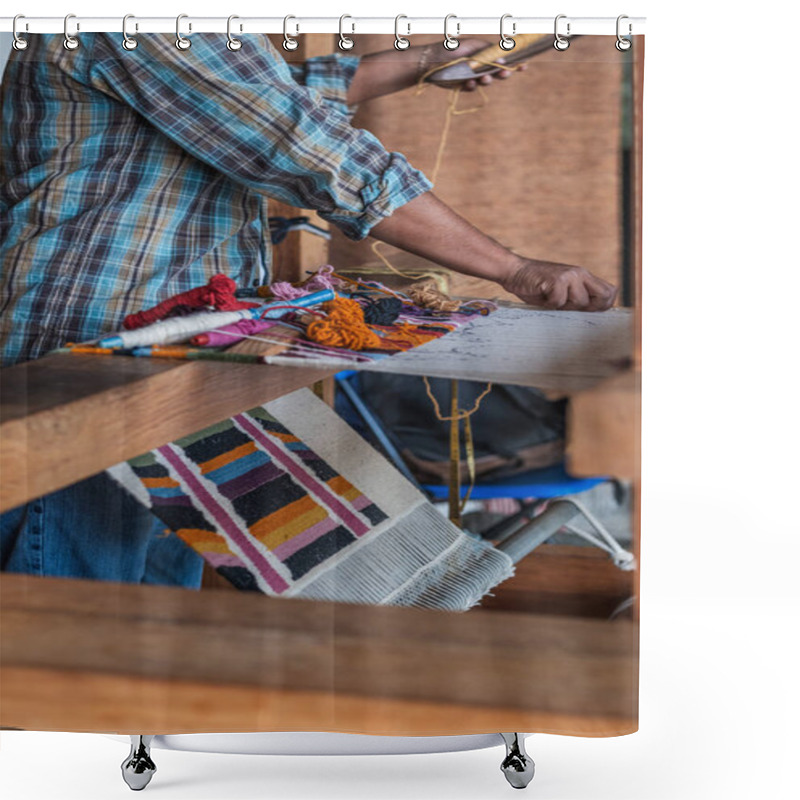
[0,34,617,587]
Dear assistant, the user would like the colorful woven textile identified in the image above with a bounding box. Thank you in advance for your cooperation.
[108,389,514,610]
[263,308,490,367]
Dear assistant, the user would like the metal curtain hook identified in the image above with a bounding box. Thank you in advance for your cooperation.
[443,14,460,51]
[12,14,28,51]
[175,14,191,50]
[283,15,299,51]
[227,15,242,51]
[122,15,138,51]
[616,14,632,51]
[553,14,571,51]
[63,13,79,51]
[394,15,410,51]
[339,15,354,50]
[499,14,516,51]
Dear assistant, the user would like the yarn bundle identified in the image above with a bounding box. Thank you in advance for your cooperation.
[64,266,495,364]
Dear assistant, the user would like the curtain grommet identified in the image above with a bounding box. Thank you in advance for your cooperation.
[394,15,411,51]
[63,13,80,51]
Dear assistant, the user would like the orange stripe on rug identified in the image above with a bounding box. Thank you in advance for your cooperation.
[327,474,360,501]
[249,497,329,549]
[141,476,181,489]
[177,528,231,553]
[199,441,257,474]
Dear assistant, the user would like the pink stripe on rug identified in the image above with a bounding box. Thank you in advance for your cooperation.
[201,552,249,569]
[350,494,372,512]
[159,445,290,594]
[271,515,340,560]
[235,414,370,537]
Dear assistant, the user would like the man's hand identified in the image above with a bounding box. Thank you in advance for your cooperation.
[372,194,618,313]
[501,259,618,311]
[347,39,526,105]
[427,39,527,92]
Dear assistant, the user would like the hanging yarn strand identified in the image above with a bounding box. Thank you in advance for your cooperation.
[367,56,518,285]
[423,376,493,523]
[423,376,493,423]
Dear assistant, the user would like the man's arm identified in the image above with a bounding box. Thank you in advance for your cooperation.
[85,34,613,310]
[344,42,615,310]
[84,33,431,242]
[371,193,617,311]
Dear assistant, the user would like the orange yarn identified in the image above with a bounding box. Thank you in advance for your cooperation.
[306,298,381,350]
[369,323,444,352]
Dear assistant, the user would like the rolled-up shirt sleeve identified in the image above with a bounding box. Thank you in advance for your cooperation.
[287,53,361,115]
[83,34,432,240]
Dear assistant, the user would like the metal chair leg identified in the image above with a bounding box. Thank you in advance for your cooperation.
[121,735,156,791]
[499,733,535,789]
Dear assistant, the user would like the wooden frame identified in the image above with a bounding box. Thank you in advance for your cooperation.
[0,35,643,738]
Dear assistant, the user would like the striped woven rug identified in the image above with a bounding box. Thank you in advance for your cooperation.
[108,389,514,611]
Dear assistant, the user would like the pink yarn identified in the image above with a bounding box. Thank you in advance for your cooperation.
[269,265,343,300]
[191,318,280,347]
[269,282,309,300]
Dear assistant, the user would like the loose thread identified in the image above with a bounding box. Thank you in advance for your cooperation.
[368,55,516,284]
[423,376,493,422]
[369,240,445,285]
[424,375,493,518]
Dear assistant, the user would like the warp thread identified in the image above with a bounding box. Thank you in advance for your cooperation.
[123,274,257,330]
[306,298,381,351]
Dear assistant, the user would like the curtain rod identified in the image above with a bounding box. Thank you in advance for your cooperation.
[0,16,646,36]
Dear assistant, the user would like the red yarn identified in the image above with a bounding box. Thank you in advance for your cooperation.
[123,274,259,330]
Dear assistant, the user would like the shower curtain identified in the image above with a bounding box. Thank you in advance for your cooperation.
[0,25,642,749]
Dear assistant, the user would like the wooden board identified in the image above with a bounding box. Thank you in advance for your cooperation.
[479,544,634,619]
[1,308,632,512]
[567,370,641,480]
[0,574,638,736]
[353,306,633,392]
[0,354,336,513]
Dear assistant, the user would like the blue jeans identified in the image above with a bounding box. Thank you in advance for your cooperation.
[0,471,204,587]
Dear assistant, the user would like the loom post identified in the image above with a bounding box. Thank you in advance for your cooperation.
[448,380,461,526]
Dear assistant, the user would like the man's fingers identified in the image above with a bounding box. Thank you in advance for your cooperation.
[506,261,618,312]
[539,279,569,309]
[584,275,618,310]
[567,277,590,309]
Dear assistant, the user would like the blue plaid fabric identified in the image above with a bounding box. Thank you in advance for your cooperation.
[0,34,432,365]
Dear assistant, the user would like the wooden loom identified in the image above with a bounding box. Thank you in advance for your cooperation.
[0,34,642,737]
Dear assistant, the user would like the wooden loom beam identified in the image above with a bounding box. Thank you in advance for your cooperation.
[0,574,637,735]
[0,354,337,514]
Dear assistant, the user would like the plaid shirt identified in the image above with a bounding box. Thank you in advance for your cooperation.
[0,34,432,365]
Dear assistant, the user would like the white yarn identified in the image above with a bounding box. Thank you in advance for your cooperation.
[104,309,254,348]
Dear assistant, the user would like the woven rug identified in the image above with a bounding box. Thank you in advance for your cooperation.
[108,389,514,611]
